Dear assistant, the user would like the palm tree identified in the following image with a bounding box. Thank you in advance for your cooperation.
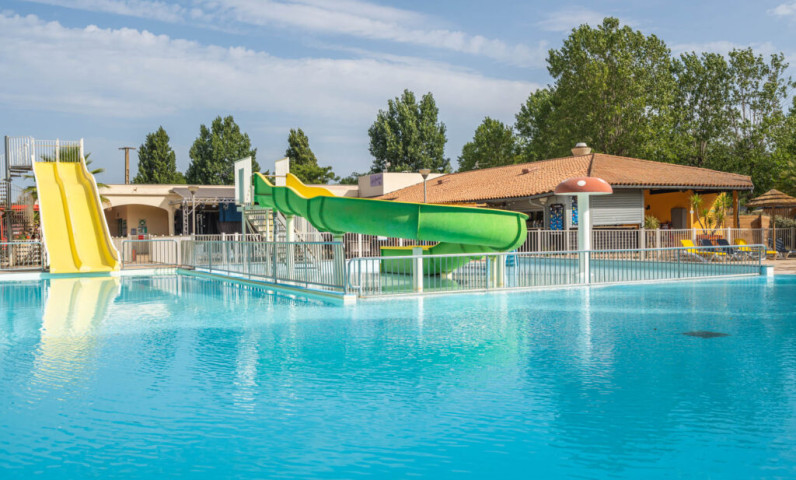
[689,192,732,235]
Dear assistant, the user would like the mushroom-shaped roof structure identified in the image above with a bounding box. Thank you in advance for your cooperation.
[554,176,613,195]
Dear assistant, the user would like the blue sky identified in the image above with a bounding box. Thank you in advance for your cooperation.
[1,0,795,184]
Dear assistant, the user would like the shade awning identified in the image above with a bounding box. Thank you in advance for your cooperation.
[746,189,796,209]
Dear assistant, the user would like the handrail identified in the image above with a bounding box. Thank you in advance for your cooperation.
[346,245,765,297]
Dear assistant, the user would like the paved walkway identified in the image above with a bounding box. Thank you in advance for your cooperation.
[763,257,796,274]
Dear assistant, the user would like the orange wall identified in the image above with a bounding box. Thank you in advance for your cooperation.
[644,190,727,228]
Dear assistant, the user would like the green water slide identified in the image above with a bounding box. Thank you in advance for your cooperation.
[253,173,527,274]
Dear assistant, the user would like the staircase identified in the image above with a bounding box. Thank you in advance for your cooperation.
[244,208,275,241]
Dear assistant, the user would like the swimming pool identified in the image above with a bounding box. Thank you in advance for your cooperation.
[1,274,794,478]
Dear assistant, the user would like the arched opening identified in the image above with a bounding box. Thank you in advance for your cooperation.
[104,204,171,237]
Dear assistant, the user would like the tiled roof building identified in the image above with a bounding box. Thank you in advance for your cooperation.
[381,153,753,204]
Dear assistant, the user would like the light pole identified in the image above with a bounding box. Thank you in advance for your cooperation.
[188,185,199,235]
[419,168,431,203]
[118,146,136,185]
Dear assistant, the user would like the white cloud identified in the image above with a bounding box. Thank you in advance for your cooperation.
[769,2,796,17]
[23,0,546,67]
[670,40,778,57]
[0,13,537,123]
[24,0,188,23]
[536,7,611,33]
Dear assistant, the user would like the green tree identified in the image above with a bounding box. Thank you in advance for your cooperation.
[773,98,796,196]
[518,17,677,160]
[284,128,338,184]
[458,117,519,171]
[339,172,365,185]
[671,52,733,169]
[723,49,792,193]
[186,115,259,185]
[515,87,560,162]
[368,89,450,173]
[133,127,185,184]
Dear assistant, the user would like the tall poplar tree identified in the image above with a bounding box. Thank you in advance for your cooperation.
[458,118,519,171]
[186,115,259,185]
[285,128,338,184]
[133,127,185,184]
[368,89,450,173]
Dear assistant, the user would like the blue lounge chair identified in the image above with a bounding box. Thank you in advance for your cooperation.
[716,238,744,261]
[698,239,727,261]
[775,239,795,259]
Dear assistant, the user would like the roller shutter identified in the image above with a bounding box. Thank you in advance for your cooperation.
[591,190,642,226]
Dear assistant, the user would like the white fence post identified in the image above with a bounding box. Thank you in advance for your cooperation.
[333,234,345,289]
[412,247,423,293]
[639,228,646,260]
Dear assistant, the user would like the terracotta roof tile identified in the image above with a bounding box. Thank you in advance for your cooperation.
[379,153,753,203]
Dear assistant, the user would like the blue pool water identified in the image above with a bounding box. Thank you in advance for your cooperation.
[1,274,795,478]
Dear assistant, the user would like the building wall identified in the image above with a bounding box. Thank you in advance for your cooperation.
[358,173,444,198]
[104,204,170,237]
[644,190,723,228]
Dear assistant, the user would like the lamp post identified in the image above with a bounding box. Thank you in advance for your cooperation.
[554,177,613,284]
[419,168,431,203]
[188,185,199,235]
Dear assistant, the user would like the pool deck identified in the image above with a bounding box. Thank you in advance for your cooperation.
[764,257,796,274]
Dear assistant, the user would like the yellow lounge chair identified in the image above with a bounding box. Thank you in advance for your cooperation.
[734,239,775,259]
[680,239,726,262]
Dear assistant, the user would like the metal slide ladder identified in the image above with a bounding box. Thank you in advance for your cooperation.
[244,208,325,268]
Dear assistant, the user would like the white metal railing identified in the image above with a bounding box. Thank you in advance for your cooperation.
[181,240,346,292]
[193,233,264,242]
[121,239,179,267]
[346,245,764,297]
[516,228,796,253]
[0,241,44,270]
[5,137,83,169]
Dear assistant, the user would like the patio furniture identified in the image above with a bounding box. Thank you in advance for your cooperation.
[715,238,745,261]
[735,239,775,259]
[775,239,795,259]
[680,239,722,262]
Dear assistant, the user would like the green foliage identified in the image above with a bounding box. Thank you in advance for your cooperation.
[458,117,520,171]
[690,193,733,233]
[773,98,796,196]
[339,172,364,185]
[186,115,259,185]
[644,215,660,230]
[284,128,338,184]
[515,88,560,161]
[133,127,185,184]
[722,49,792,193]
[671,52,733,168]
[774,216,796,228]
[513,17,794,194]
[542,17,676,159]
[368,89,450,173]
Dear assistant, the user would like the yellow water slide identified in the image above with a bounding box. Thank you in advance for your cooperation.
[33,160,120,274]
